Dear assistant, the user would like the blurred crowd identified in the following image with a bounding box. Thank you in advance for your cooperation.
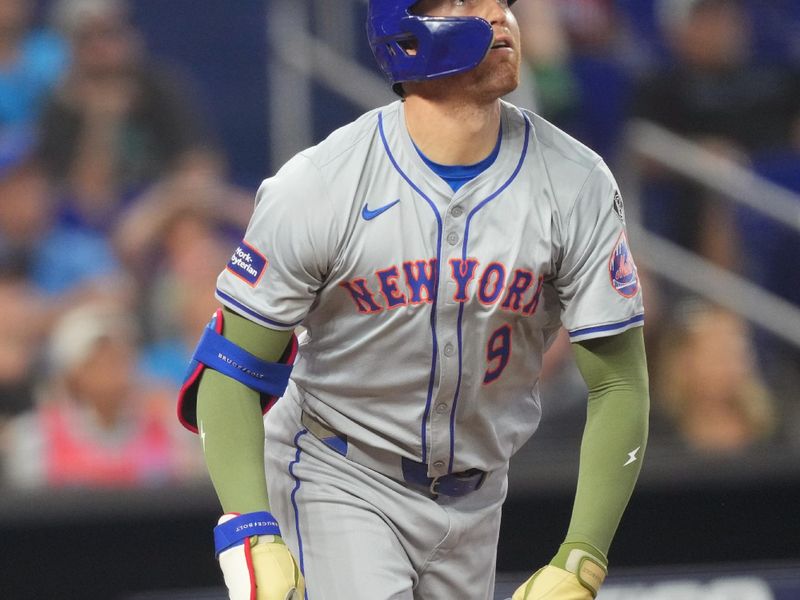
[0,0,798,491]
[520,0,800,457]
[0,0,252,488]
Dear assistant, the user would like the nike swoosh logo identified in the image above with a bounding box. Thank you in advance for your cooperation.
[362,199,400,221]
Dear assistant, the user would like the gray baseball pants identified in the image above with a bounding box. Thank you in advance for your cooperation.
[264,394,509,600]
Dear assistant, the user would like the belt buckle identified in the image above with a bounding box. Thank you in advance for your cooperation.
[428,474,443,498]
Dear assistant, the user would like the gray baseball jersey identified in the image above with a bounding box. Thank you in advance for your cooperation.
[216,99,644,480]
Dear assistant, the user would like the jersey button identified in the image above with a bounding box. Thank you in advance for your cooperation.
[435,403,448,414]
[433,461,445,469]
[446,232,459,245]
[444,343,455,356]
[451,206,464,217]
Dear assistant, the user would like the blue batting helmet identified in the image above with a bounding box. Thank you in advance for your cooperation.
[367,0,517,86]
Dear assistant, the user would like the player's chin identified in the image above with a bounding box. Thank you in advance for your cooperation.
[480,54,519,88]
[481,65,520,98]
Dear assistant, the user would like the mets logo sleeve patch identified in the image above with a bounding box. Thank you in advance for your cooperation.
[554,161,644,342]
[226,241,268,287]
[608,231,639,298]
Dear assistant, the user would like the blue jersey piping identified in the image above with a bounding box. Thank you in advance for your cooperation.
[289,429,309,600]
[378,111,443,465]
[448,114,531,473]
[568,314,645,339]
[215,288,304,329]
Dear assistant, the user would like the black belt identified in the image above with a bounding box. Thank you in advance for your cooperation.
[300,411,486,498]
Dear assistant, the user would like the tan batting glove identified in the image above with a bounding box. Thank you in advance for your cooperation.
[250,536,305,600]
[216,513,304,600]
[512,543,607,600]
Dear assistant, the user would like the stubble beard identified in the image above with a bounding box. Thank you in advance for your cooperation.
[469,56,520,101]
[410,56,520,106]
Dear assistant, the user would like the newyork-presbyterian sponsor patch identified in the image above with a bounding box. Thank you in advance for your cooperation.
[226,241,268,287]
[608,231,639,298]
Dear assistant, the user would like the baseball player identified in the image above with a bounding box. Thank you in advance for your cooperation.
[178,0,650,598]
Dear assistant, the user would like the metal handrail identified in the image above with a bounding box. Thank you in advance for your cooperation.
[629,225,800,348]
[622,119,800,349]
[626,119,800,232]
[266,0,393,168]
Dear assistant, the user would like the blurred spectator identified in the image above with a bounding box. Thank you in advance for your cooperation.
[643,0,800,152]
[515,0,636,158]
[113,155,250,279]
[138,211,231,387]
[37,0,216,233]
[514,0,573,120]
[736,149,800,436]
[0,126,127,300]
[561,0,637,159]
[632,0,800,268]
[0,0,67,130]
[0,125,130,420]
[653,301,777,454]
[2,300,202,488]
[114,172,251,387]
[0,267,44,418]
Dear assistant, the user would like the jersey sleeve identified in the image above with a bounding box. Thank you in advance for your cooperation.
[215,153,338,330]
[555,161,644,343]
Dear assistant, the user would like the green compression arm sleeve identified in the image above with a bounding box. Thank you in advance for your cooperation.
[553,326,649,566]
[196,307,294,514]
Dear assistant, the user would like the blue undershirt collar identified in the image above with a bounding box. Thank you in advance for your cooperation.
[414,126,502,193]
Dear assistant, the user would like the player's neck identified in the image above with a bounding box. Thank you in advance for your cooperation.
[403,95,501,166]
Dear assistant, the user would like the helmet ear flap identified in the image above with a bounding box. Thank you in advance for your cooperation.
[377,30,422,96]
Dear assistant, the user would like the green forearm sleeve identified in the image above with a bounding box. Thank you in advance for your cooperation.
[196,307,294,514]
[558,327,650,562]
